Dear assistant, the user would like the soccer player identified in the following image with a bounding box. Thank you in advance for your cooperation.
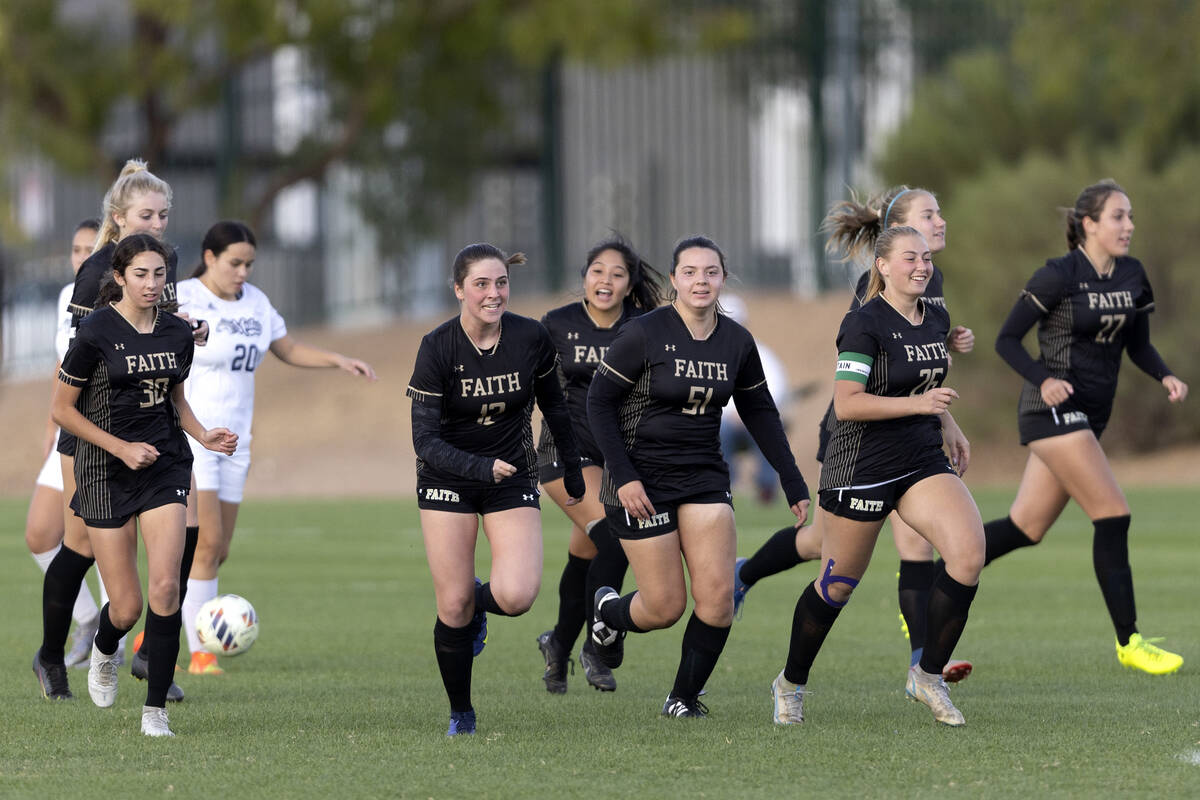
[174,220,376,676]
[408,243,585,736]
[27,219,103,685]
[588,236,810,718]
[35,160,192,703]
[534,237,662,694]
[50,234,238,736]
[734,186,974,682]
[983,180,1187,674]
[769,226,983,727]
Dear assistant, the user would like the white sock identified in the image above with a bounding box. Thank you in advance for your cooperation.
[183,578,219,654]
[31,545,62,572]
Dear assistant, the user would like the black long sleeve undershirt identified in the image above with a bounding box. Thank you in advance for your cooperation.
[994,298,1053,387]
[532,366,585,498]
[410,401,496,484]
[1124,311,1172,381]
[733,385,809,506]
[586,374,638,489]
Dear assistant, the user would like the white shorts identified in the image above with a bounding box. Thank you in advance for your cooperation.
[35,441,64,492]
[189,436,252,504]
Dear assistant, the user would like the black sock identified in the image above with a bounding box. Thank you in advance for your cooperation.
[585,519,629,631]
[919,569,978,675]
[898,560,937,656]
[599,591,647,634]
[552,554,590,649]
[434,617,475,713]
[783,583,842,685]
[984,516,1036,565]
[1092,515,1137,645]
[474,581,518,617]
[40,545,95,664]
[740,526,806,587]
[669,613,731,701]
[94,604,133,657]
[178,526,199,605]
[142,608,181,707]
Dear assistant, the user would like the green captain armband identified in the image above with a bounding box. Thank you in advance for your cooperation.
[835,352,873,384]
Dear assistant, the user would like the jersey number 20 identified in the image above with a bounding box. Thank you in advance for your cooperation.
[231,344,260,372]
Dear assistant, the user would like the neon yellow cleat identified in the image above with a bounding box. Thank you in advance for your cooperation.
[1116,633,1182,675]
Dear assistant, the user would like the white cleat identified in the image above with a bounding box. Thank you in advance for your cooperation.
[87,645,120,708]
[905,666,964,726]
[771,670,806,725]
[141,705,175,737]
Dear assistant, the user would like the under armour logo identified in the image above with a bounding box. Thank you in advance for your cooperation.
[1079,282,1089,290]
[454,364,465,372]
[114,343,126,350]
[523,493,535,501]
[176,489,186,497]
[665,344,676,351]
[892,332,903,339]
[567,332,580,340]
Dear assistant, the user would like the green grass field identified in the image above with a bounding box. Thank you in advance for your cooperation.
[1,489,1197,798]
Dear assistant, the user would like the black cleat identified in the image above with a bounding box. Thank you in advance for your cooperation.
[131,642,185,703]
[579,640,617,692]
[661,694,708,718]
[536,630,572,694]
[33,649,74,700]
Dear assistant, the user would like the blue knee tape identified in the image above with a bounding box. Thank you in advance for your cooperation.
[818,558,859,608]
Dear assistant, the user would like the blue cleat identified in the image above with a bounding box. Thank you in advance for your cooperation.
[733,557,750,619]
[472,578,488,657]
[447,709,477,736]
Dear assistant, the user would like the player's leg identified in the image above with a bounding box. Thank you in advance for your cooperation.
[984,450,1071,563]
[137,502,188,723]
[86,518,141,708]
[734,516,820,616]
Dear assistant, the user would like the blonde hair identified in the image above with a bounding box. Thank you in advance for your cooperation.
[863,226,923,303]
[94,159,173,251]
[822,185,934,262]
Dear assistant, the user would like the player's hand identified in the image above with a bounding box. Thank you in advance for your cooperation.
[119,441,159,470]
[912,387,958,415]
[562,463,586,505]
[492,459,517,483]
[617,480,656,521]
[339,356,377,381]
[201,427,238,455]
[790,499,810,527]
[1039,377,1073,407]
[942,418,970,475]
[948,326,975,353]
[1163,375,1188,403]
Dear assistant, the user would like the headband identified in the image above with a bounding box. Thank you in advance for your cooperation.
[882,189,912,228]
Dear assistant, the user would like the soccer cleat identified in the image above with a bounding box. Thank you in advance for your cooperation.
[536,630,571,694]
[188,651,225,676]
[472,577,488,657]
[942,659,973,684]
[131,635,186,702]
[905,666,964,726]
[733,557,750,620]
[33,649,74,700]
[87,645,121,708]
[64,617,99,669]
[579,640,617,692]
[661,695,708,718]
[447,709,477,736]
[1115,633,1183,675]
[770,670,805,725]
[140,705,175,737]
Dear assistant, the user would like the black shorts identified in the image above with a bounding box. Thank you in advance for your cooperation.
[605,490,733,540]
[536,423,601,483]
[416,481,541,514]
[76,483,190,529]
[57,430,77,458]
[538,455,596,484]
[1018,404,1110,445]
[818,458,956,522]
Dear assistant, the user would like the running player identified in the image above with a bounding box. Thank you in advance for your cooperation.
[769,226,983,727]
[983,180,1187,674]
[35,161,192,702]
[50,234,237,736]
[588,236,810,718]
[534,237,662,694]
[734,186,974,682]
[27,219,103,687]
[175,220,376,676]
[408,243,585,736]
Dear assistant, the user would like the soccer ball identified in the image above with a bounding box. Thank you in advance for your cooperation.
[195,594,259,656]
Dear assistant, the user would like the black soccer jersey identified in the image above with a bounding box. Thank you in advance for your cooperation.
[537,301,643,463]
[820,296,952,490]
[1010,250,1155,416]
[588,305,805,505]
[58,305,195,521]
[407,312,576,488]
[68,242,180,324]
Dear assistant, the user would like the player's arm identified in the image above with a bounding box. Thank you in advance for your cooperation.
[1124,312,1186,402]
[170,383,237,455]
[51,376,157,471]
[586,324,654,519]
[532,334,584,501]
[269,335,376,379]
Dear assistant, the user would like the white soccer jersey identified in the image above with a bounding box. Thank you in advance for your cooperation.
[55,283,73,361]
[177,278,287,441]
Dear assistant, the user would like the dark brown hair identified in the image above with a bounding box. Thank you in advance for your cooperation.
[1065,180,1127,250]
[452,243,526,287]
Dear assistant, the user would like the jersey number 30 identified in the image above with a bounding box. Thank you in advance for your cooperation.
[138,377,170,409]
